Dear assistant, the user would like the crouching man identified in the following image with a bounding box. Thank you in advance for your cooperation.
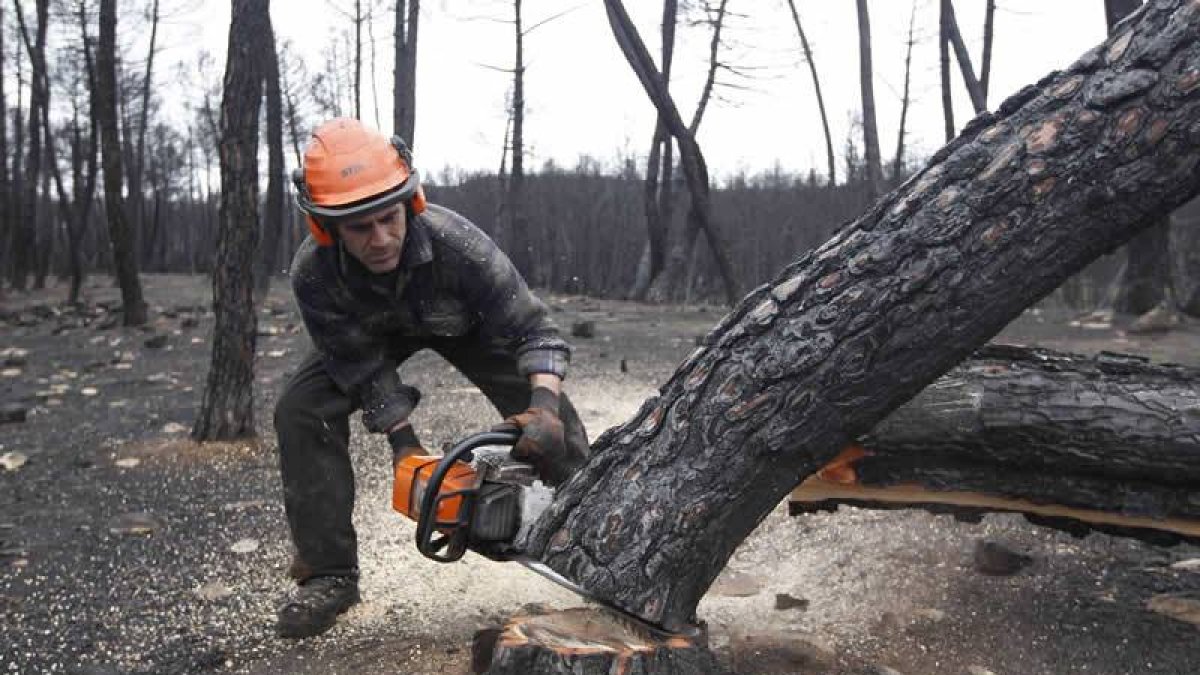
[274,117,589,638]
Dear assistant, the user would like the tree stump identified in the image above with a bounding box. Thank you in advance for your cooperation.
[475,608,726,675]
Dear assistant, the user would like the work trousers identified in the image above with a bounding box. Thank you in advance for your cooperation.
[273,335,588,581]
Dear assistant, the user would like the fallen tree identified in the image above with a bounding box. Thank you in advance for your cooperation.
[480,1,1200,671]
[792,344,1200,545]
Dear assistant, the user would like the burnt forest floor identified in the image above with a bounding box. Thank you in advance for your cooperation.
[1,273,1198,675]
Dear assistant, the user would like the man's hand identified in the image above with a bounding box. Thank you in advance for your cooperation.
[500,386,583,487]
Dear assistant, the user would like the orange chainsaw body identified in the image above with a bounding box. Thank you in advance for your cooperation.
[392,455,478,524]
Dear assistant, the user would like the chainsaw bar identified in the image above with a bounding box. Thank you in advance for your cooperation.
[513,557,704,641]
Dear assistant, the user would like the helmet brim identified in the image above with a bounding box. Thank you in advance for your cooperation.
[299,170,421,223]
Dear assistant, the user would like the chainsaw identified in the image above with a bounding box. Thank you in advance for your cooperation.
[391,428,701,639]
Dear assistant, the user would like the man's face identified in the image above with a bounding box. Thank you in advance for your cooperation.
[336,205,407,274]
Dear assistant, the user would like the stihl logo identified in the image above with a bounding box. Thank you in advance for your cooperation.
[341,164,365,178]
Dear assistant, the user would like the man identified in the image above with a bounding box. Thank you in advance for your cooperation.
[274,117,589,639]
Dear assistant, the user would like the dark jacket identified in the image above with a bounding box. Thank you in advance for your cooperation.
[289,203,570,433]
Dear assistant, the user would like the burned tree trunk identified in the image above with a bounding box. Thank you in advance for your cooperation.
[854,0,884,198]
[604,0,740,306]
[255,18,284,302]
[192,0,268,441]
[939,0,955,140]
[792,345,1200,544]
[96,0,146,325]
[785,0,835,186]
[514,0,1200,638]
[393,0,419,146]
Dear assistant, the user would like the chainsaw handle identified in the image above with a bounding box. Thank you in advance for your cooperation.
[415,429,521,562]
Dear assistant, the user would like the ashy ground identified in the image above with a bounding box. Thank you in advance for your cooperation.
[1,274,1198,675]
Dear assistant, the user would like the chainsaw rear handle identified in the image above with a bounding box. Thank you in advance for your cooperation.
[415,428,521,562]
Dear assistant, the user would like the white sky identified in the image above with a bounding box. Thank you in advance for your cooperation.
[161,0,1108,181]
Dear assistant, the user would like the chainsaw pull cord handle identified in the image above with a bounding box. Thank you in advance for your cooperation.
[415,428,521,562]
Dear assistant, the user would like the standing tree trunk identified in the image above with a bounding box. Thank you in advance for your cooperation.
[353,0,362,120]
[650,0,728,304]
[892,0,917,180]
[855,0,883,198]
[784,0,835,186]
[504,0,533,280]
[12,0,49,293]
[604,0,740,306]
[193,0,269,441]
[0,4,9,294]
[980,0,996,104]
[939,0,955,141]
[128,0,158,272]
[392,0,418,145]
[96,0,147,325]
[1105,0,1168,315]
[628,0,677,303]
[508,0,1200,641]
[255,23,284,303]
[941,0,987,113]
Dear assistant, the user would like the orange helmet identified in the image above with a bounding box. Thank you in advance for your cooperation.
[293,117,427,247]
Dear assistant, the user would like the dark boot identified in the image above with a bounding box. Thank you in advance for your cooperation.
[276,575,361,639]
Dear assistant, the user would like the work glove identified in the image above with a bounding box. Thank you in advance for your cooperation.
[387,424,429,467]
[498,387,584,487]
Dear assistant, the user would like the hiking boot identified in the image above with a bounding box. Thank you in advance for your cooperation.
[276,575,361,639]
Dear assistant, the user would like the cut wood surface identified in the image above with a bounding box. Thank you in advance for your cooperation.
[476,608,726,675]
[518,0,1200,633]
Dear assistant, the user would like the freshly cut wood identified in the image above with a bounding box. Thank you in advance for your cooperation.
[474,608,725,675]
[517,0,1200,635]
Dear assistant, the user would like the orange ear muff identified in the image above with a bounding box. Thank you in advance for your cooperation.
[307,215,335,247]
[411,186,427,215]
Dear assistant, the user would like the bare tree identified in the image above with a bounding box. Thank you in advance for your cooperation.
[255,11,284,301]
[939,0,954,140]
[505,0,532,278]
[128,0,160,267]
[941,0,986,113]
[854,0,883,198]
[0,4,9,293]
[46,0,101,304]
[980,0,996,103]
[603,0,740,305]
[784,0,834,186]
[12,0,49,292]
[96,0,147,325]
[392,0,418,144]
[627,0,676,302]
[892,0,917,180]
[193,0,269,441]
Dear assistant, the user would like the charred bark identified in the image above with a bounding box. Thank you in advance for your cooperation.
[791,344,1200,545]
[519,0,1200,633]
[96,0,146,325]
[1106,0,1171,316]
[193,0,268,441]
